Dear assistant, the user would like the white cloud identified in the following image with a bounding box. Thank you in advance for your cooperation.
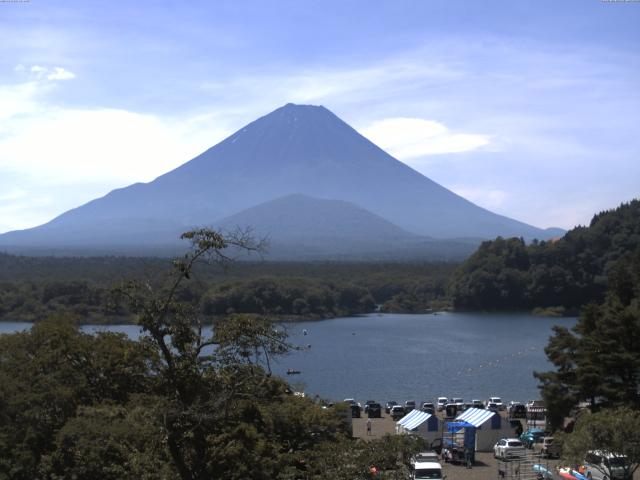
[19,64,76,81]
[0,77,230,233]
[1,107,223,184]
[30,65,46,74]
[46,67,75,81]
[450,187,509,211]
[0,81,42,122]
[358,117,491,159]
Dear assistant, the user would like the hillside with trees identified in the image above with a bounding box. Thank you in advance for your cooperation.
[449,199,640,312]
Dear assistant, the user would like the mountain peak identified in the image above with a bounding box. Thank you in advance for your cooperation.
[265,103,333,122]
[281,102,326,111]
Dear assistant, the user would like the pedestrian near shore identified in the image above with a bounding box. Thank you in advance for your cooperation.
[366,418,372,435]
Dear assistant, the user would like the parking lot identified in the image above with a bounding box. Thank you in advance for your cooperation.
[352,411,639,480]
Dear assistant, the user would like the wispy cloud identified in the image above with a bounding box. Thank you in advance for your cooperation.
[46,67,76,81]
[450,186,509,211]
[359,117,491,158]
[18,64,77,81]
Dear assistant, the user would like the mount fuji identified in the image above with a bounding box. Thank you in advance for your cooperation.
[0,103,562,258]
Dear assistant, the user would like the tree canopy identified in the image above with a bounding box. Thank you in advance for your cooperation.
[0,229,428,479]
[562,408,640,480]
[449,199,640,311]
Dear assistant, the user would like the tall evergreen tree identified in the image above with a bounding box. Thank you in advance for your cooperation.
[535,248,640,430]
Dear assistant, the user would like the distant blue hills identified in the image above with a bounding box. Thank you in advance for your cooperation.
[0,103,564,259]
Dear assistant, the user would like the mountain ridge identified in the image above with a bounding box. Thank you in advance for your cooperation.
[0,103,564,257]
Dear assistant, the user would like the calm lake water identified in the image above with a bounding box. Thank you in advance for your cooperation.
[0,312,575,405]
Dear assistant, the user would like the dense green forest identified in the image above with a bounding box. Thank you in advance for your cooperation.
[449,199,640,312]
[0,253,456,323]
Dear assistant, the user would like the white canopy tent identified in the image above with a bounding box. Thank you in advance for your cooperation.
[395,410,440,442]
[451,408,519,452]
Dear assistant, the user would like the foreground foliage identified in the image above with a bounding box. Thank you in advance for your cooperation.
[0,230,426,479]
[535,247,640,430]
[561,408,640,480]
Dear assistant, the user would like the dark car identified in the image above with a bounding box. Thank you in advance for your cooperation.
[509,403,526,419]
[364,400,376,414]
[390,405,406,420]
[350,404,361,418]
[421,402,435,414]
[445,403,458,419]
[367,403,382,418]
[385,401,398,414]
[405,400,416,413]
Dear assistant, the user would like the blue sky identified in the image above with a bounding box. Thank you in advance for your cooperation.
[1,0,639,233]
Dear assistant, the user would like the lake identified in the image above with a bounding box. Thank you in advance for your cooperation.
[0,312,575,405]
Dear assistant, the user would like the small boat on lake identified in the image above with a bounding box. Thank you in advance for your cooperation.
[286,368,301,375]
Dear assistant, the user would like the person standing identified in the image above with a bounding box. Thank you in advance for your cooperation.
[366,418,372,436]
[464,446,472,469]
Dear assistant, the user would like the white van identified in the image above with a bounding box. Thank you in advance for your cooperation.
[583,451,629,480]
[413,461,445,480]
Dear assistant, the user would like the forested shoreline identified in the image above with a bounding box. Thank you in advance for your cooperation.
[0,256,456,323]
[449,200,640,313]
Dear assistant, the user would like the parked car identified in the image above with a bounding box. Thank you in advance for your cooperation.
[471,399,484,409]
[444,403,458,419]
[526,399,545,409]
[487,397,504,410]
[452,397,464,408]
[421,402,435,414]
[364,400,377,414]
[509,402,526,419]
[519,428,546,448]
[462,402,473,411]
[436,397,448,411]
[385,400,398,414]
[583,450,630,480]
[533,436,561,458]
[367,402,382,418]
[405,400,416,412]
[493,438,525,460]
[390,405,406,420]
[487,402,500,413]
[412,451,440,464]
[350,404,361,418]
[412,460,444,480]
